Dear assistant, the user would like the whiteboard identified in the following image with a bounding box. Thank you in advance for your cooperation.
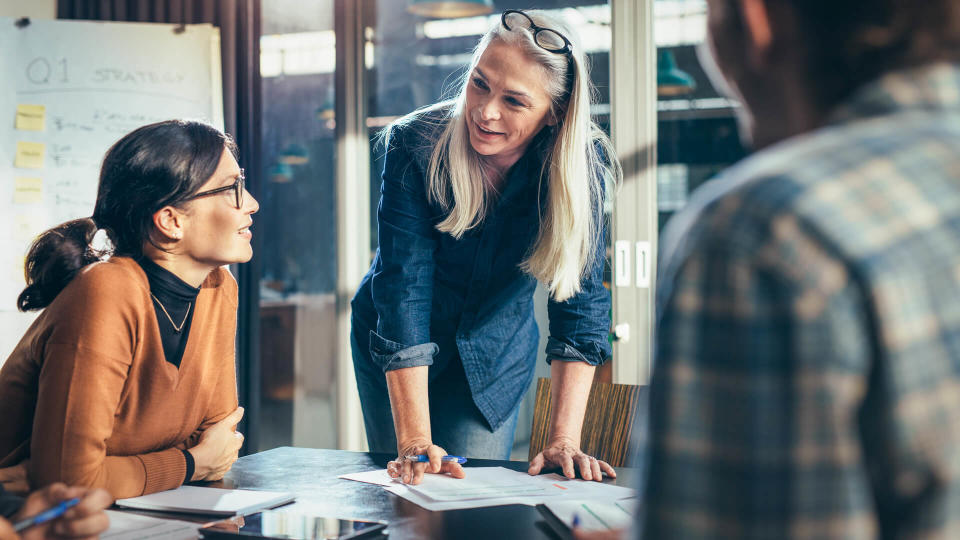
[0,18,222,360]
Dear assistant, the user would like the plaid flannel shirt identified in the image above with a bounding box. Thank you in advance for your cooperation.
[643,63,960,539]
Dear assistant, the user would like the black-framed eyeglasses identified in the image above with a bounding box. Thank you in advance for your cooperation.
[186,169,245,209]
[501,10,572,55]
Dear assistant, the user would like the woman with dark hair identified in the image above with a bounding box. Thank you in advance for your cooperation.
[0,119,259,499]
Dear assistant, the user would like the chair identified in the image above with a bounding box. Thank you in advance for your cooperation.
[528,377,647,467]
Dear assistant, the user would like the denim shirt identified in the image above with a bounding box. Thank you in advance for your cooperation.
[351,109,612,430]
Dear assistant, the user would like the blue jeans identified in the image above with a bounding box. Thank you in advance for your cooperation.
[352,323,520,460]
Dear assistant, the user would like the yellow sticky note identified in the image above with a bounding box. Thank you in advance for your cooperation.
[14,177,42,204]
[15,104,45,131]
[14,141,44,169]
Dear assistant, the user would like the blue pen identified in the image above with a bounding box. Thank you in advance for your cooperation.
[12,497,81,533]
[572,513,581,528]
[405,454,467,464]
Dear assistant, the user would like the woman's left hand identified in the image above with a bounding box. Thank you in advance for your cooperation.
[0,460,29,494]
[527,437,616,482]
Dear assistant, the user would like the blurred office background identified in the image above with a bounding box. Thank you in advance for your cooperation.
[0,0,746,458]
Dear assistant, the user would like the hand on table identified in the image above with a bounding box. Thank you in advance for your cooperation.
[527,437,616,482]
[387,439,465,485]
[1,483,112,540]
[188,407,245,481]
[0,461,29,495]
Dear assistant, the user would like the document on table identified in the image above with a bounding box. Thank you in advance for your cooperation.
[540,499,637,532]
[102,510,200,540]
[116,485,295,516]
[339,466,635,512]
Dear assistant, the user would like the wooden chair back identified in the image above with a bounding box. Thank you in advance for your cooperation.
[528,377,646,467]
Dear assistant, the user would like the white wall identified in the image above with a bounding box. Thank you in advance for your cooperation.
[0,0,55,19]
[0,0,55,366]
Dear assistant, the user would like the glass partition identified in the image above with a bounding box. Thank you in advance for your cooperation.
[256,0,338,451]
[654,0,747,232]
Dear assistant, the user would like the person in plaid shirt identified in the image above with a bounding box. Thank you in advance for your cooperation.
[642,0,960,538]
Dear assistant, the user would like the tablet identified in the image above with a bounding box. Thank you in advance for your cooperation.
[198,510,387,540]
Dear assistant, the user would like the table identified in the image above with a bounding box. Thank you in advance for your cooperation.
[209,446,637,540]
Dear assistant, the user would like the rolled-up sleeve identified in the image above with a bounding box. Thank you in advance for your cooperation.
[369,125,440,372]
[546,210,612,366]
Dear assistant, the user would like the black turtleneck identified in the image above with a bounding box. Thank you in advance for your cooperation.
[136,257,200,484]
[137,257,199,369]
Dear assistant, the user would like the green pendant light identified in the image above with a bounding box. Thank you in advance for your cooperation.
[657,49,696,97]
[269,162,294,183]
[279,143,309,165]
[408,0,493,18]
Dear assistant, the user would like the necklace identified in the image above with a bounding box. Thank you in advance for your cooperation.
[150,292,191,333]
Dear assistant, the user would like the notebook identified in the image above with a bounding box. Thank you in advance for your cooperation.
[115,485,296,516]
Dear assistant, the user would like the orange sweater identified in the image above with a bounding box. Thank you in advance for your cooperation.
[0,256,238,498]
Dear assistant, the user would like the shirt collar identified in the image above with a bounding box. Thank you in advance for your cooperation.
[827,62,960,125]
[137,257,201,302]
[497,129,553,205]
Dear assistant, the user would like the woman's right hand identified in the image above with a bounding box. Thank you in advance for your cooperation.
[188,407,244,481]
[387,438,465,485]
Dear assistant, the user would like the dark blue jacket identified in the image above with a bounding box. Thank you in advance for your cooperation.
[351,108,611,430]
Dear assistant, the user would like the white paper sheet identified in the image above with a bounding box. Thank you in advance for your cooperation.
[542,499,637,532]
[116,486,295,516]
[337,469,394,487]
[406,467,551,501]
[102,510,200,540]
[339,467,636,512]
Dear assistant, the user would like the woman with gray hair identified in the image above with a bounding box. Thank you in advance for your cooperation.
[351,9,621,485]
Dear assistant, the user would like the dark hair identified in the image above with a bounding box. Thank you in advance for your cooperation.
[17,120,236,311]
[789,0,960,107]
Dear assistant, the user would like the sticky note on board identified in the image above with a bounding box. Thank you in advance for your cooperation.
[15,104,45,131]
[13,177,42,204]
[14,141,44,169]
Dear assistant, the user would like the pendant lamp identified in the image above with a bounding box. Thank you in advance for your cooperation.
[657,49,696,97]
[407,0,493,18]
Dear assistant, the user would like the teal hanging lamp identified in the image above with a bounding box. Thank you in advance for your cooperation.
[269,162,294,183]
[657,49,696,97]
[408,0,493,18]
[279,143,309,165]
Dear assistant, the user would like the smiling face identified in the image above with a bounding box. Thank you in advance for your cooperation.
[464,40,557,172]
[178,147,259,269]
